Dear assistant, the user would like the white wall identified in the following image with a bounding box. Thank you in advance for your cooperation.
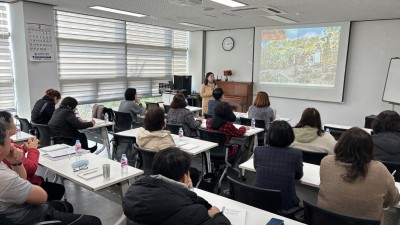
[10,2,58,118]
[200,20,400,127]
[188,31,204,93]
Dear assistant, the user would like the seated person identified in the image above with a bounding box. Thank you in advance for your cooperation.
[318,127,400,222]
[136,107,174,152]
[118,88,146,123]
[247,91,275,130]
[207,88,224,115]
[122,147,231,225]
[0,111,65,201]
[290,108,336,154]
[48,97,97,152]
[0,121,102,225]
[371,110,400,163]
[254,120,303,210]
[167,93,202,137]
[31,88,61,124]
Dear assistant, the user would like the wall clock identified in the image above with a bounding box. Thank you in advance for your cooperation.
[222,37,234,51]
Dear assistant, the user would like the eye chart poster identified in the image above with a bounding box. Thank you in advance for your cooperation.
[27,23,55,61]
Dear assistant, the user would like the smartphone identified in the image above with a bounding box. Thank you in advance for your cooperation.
[266,218,284,225]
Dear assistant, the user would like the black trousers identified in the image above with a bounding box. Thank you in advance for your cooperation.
[41,181,66,201]
[45,201,102,225]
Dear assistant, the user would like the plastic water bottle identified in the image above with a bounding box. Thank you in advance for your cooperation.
[251,118,256,129]
[326,128,330,133]
[178,127,184,141]
[74,140,82,160]
[104,113,109,124]
[121,154,128,175]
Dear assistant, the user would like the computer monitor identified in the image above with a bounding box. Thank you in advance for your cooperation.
[168,80,174,90]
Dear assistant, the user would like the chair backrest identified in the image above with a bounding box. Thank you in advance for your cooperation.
[134,143,156,175]
[32,123,52,147]
[166,123,182,135]
[164,105,171,113]
[227,176,282,214]
[112,133,137,166]
[145,102,160,109]
[303,201,380,225]
[14,115,32,133]
[323,125,347,140]
[203,113,213,119]
[301,150,327,165]
[198,128,228,159]
[114,111,134,133]
[380,161,400,182]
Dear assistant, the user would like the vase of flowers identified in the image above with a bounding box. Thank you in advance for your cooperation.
[223,70,232,81]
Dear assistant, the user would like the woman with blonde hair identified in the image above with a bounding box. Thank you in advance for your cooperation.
[248,91,275,130]
[200,72,217,114]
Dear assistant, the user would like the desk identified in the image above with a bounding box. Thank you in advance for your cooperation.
[233,111,291,122]
[239,158,400,208]
[194,188,306,225]
[80,118,114,159]
[324,123,373,135]
[11,131,34,142]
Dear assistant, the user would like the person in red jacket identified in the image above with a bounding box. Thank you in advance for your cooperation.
[0,111,65,200]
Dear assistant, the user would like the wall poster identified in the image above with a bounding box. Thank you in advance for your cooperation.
[27,23,55,61]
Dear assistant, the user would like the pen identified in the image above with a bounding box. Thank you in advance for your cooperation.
[79,168,98,176]
[392,170,396,176]
[221,206,225,213]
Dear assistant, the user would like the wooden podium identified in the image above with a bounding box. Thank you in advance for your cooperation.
[216,81,253,112]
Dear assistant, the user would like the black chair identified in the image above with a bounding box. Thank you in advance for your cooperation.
[145,102,160,109]
[112,133,137,166]
[303,201,380,225]
[323,125,347,140]
[301,150,328,165]
[240,117,266,146]
[164,104,171,113]
[113,111,134,133]
[166,123,183,135]
[14,115,32,133]
[380,161,400,182]
[31,123,52,147]
[198,128,240,193]
[203,113,213,119]
[134,143,156,175]
[0,215,61,225]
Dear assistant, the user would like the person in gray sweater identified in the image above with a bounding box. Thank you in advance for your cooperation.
[247,91,275,130]
[118,88,146,123]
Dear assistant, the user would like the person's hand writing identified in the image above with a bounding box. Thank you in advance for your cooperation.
[6,147,24,164]
[208,206,220,218]
[24,137,39,150]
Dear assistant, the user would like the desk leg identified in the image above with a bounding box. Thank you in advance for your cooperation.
[93,127,112,159]
[114,180,130,225]
[241,168,246,177]
[253,134,258,147]
[59,176,67,200]
[206,150,211,173]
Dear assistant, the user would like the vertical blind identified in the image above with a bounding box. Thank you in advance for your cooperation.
[56,11,188,104]
[0,4,15,111]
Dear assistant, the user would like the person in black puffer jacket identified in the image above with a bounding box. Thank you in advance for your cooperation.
[31,89,61,124]
[123,147,231,225]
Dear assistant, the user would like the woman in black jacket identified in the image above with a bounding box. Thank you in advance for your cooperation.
[48,97,96,151]
[31,89,61,124]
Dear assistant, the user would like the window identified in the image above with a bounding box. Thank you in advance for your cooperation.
[0,4,15,111]
[56,11,188,104]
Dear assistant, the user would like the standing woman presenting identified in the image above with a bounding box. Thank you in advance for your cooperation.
[200,72,217,114]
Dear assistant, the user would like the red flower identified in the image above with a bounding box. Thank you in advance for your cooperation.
[223,70,232,76]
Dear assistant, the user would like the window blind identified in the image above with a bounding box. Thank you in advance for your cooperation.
[0,4,14,111]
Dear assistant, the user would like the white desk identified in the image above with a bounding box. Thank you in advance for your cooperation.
[11,131,34,142]
[194,188,306,225]
[324,123,373,135]
[80,118,114,159]
[239,158,400,208]
[233,111,291,122]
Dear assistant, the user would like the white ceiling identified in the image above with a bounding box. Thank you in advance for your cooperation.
[9,0,400,31]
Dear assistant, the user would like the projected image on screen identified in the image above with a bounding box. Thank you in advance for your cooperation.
[260,26,342,88]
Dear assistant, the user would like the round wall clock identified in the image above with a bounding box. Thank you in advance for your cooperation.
[222,37,234,51]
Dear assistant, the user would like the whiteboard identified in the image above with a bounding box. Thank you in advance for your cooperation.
[383,58,400,104]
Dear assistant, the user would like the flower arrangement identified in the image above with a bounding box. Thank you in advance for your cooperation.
[223,70,232,81]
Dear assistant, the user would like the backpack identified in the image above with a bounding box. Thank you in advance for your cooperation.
[92,104,105,119]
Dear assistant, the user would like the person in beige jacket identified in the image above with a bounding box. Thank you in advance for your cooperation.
[318,127,400,225]
[136,107,175,152]
[290,108,336,154]
[200,72,217,114]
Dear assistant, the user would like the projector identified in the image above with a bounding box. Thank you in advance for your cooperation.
[169,0,202,6]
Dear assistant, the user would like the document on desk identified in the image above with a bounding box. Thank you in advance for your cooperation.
[46,146,76,158]
[77,168,102,180]
[40,144,70,152]
[222,206,247,225]
[180,143,199,150]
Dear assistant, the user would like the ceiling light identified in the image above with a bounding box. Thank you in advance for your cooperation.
[210,0,246,8]
[265,15,297,24]
[179,22,213,29]
[90,6,147,17]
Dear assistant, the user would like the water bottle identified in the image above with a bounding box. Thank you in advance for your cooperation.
[121,154,128,175]
[104,113,109,124]
[251,118,256,129]
[74,140,82,160]
[326,128,330,133]
[178,127,184,142]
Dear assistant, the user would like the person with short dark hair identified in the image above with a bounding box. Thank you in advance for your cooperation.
[371,110,400,163]
[248,91,275,130]
[200,72,218,114]
[48,97,96,151]
[167,93,202,137]
[31,88,61,124]
[207,88,224,115]
[318,127,400,223]
[136,107,174,151]
[122,147,231,225]
[290,108,336,154]
[254,120,303,209]
[118,88,146,122]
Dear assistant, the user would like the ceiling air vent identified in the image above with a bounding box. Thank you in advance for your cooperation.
[168,0,202,6]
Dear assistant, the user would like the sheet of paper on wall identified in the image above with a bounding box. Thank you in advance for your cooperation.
[223,206,247,225]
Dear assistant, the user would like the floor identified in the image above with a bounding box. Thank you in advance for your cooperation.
[37,138,400,225]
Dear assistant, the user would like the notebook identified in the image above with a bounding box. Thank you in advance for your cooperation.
[40,144,70,152]
[222,207,247,225]
[46,146,76,158]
